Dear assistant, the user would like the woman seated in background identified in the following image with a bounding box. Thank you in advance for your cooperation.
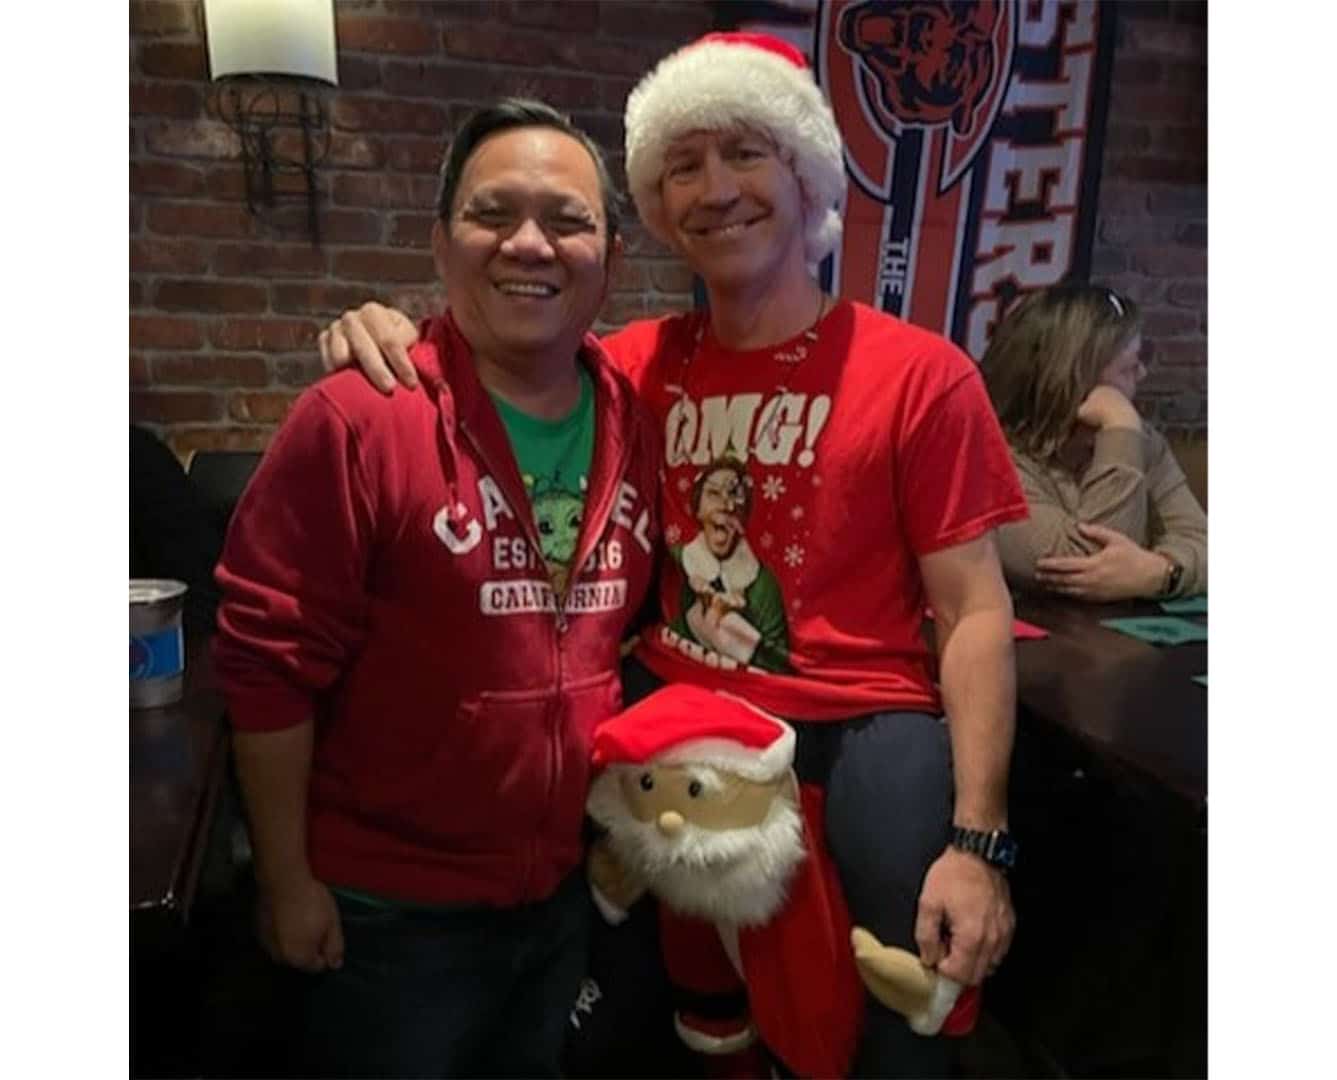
[980,283,1206,601]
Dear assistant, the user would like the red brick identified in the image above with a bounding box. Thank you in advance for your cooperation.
[1100,274,1167,306]
[1174,221,1207,248]
[508,0,598,31]
[1164,63,1207,90]
[155,279,269,314]
[130,354,151,386]
[569,111,625,153]
[1095,182,1148,215]
[273,283,388,316]
[1139,307,1199,338]
[1156,126,1206,157]
[131,200,143,233]
[229,390,303,424]
[333,54,382,91]
[213,243,328,278]
[619,225,674,258]
[130,81,204,118]
[138,41,208,79]
[1148,185,1207,216]
[1097,215,1176,247]
[1102,124,1151,155]
[1107,91,1203,126]
[389,213,436,248]
[273,356,328,386]
[1107,155,1206,185]
[611,260,648,292]
[336,14,441,54]
[1167,280,1207,308]
[335,249,436,283]
[598,295,649,326]
[169,426,274,457]
[601,77,639,112]
[1089,247,1128,276]
[387,137,444,174]
[599,2,711,40]
[1125,19,1205,59]
[129,0,198,35]
[648,261,695,294]
[1153,340,1208,368]
[131,278,145,307]
[144,119,240,160]
[384,0,492,19]
[148,202,255,239]
[265,207,384,245]
[440,24,555,67]
[383,287,444,321]
[555,39,671,79]
[332,96,448,135]
[131,315,206,349]
[131,160,205,196]
[1132,246,1206,278]
[209,319,320,352]
[131,390,226,423]
[379,59,500,101]
[205,164,316,202]
[333,173,436,210]
[151,353,271,387]
[1111,56,1161,86]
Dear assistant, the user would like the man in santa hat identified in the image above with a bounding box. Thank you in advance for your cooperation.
[316,28,1024,1078]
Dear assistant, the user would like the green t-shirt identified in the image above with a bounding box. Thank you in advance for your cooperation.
[489,367,595,592]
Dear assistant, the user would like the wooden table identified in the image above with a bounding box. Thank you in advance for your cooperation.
[131,636,230,1077]
[1011,594,1206,807]
[130,636,229,920]
[993,594,1207,1076]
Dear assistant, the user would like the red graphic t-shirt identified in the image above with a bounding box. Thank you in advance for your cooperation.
[604,300,1027,721]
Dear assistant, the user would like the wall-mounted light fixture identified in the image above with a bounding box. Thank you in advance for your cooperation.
[203,0,339,244]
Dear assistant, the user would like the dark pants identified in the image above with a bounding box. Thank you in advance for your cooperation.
[296,868,592,1079]
[567,658,955,1078]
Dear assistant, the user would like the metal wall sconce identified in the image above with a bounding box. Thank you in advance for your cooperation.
[203,0,339,244]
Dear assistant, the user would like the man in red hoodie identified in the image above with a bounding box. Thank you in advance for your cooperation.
[212,99,659,1078]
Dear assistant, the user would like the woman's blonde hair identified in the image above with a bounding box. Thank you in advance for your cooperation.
[981,283,1142,461]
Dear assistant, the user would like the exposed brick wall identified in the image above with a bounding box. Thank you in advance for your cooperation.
[130,0,713,458]
[130,0,1208,455]
[1092,0,1207,432]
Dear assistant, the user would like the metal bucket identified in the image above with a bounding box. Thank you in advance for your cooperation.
[130,579,188,709]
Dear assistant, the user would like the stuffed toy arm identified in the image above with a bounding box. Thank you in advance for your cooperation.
[851,926,976,1036]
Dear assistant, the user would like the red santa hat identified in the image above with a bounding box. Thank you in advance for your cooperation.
[591,684,795,784]
[623,31,847,268]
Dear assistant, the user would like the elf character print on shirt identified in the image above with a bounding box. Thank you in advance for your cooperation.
[659,391,833,674]
[528,472,584,594]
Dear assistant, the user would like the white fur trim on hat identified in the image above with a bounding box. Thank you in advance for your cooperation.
[624,35,846,268]
[655,712,796,784]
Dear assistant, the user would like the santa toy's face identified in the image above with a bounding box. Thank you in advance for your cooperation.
[587,760,806,927]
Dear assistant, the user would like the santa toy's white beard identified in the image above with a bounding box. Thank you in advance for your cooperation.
[588,774,806,927]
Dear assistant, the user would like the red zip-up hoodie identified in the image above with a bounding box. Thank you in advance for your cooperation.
[214,314,660,907]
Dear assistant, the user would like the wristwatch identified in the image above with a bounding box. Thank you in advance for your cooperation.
[1158,554,1184,598]
[950,826,1018,874]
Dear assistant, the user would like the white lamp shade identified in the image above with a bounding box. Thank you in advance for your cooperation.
[204,0,338,85]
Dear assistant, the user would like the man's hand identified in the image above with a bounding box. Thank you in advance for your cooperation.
[318,302,421,394]
[1076,384,1142,432]
[256,874,345,974]
[914,847,1014,987]
[1034,522,1167,601]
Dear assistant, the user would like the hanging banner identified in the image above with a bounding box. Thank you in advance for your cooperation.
[721,0,1117,357]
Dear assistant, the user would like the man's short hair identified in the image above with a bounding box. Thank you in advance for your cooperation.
[435,97,622,257]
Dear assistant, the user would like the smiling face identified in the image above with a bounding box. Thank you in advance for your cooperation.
[1098,333,1146,400]
[434,126,613,372]
[658,127,809,295]
[694,464,751,559]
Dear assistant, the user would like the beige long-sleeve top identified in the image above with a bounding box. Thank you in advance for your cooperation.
[997,426,1207,597]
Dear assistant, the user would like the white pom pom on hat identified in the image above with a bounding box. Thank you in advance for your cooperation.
[591,683,796,785]
[623,31,847,268]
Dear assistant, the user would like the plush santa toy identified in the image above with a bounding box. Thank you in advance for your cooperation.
[586,684,978,1078]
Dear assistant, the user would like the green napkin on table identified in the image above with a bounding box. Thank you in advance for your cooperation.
[1160,595,1207,615]
[1100,616,1208,646]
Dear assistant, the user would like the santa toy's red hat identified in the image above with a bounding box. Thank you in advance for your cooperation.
[591,684,795,784]
[623,31,847,268]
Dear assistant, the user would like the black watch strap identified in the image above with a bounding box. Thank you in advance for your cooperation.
[950,826,1018,873]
